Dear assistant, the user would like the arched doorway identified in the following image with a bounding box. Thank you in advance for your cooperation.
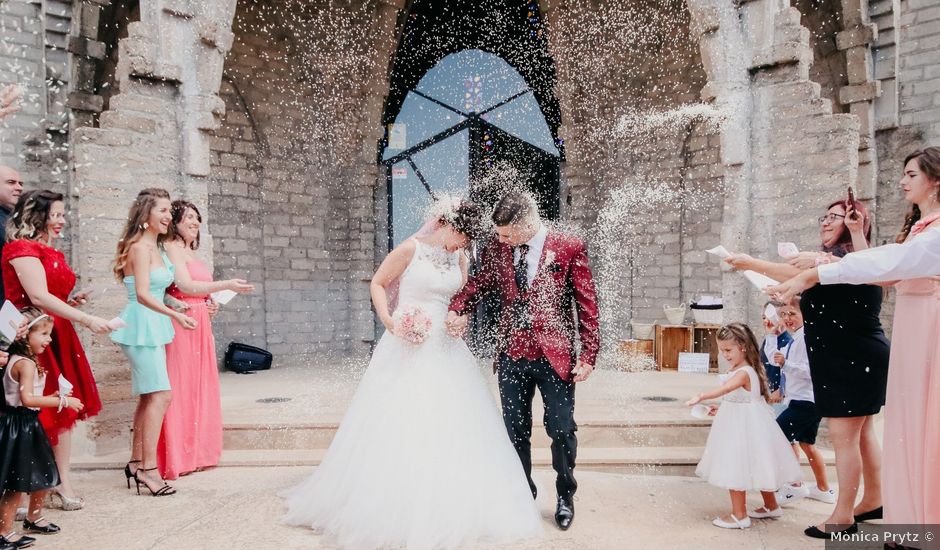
[381,49,560,248]
[378,0,563,250]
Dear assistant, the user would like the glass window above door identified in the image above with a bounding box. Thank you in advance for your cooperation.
[383,49,559,161]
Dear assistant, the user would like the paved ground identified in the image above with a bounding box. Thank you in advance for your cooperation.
[217,364,733,426]
[32,466,844,550]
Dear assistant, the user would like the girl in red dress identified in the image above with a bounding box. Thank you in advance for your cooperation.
[2,190,113,510]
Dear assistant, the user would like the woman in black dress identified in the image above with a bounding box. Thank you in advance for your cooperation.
[727,198,889,538]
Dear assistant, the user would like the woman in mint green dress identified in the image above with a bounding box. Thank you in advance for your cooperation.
[112,188,196,497]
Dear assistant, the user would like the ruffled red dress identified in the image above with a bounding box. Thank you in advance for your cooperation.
[1,239,102,445]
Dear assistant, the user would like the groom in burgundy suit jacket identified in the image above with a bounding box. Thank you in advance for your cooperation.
[447,192,600,531]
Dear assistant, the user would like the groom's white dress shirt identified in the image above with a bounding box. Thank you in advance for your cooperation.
[818,227,940,285]
[513,223,548,287]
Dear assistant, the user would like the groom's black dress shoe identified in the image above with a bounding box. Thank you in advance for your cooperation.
[555,496,574,530]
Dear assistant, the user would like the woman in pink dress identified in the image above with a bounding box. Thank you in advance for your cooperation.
[882,148,940,525]
[157,200,253,480]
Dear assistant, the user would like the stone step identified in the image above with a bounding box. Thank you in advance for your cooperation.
[221,420,714,451]
[73,446,835,478]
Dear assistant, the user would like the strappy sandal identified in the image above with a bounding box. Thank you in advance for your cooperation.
[134,467,177,497]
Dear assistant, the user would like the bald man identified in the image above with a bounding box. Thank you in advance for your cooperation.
[0,165,24,299]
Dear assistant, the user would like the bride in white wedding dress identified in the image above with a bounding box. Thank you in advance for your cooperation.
[281,200,542,549]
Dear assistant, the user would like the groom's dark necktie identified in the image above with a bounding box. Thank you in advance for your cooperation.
[514,244,530,294]
[513,244,531,329]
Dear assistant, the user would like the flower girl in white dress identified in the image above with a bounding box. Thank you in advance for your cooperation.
[687,323,803,530]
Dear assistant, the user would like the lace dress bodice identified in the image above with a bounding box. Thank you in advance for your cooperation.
[720,366,761,404]
[396,239,463,319]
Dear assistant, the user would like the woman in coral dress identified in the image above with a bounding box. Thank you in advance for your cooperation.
[158,200,253,479]
[2,189,113,510]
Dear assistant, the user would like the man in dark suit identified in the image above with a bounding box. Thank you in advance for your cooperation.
[0,165,24,368]
[447,192,600,531]
[0,165,24,298]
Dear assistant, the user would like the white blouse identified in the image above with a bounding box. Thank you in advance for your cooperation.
[818,227,940,285]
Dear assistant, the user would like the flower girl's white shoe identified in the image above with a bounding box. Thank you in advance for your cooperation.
[712,515,752,529]
[748,506,783,519]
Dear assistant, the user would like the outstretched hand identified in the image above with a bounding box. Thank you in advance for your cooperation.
[724,253,753,271]
[787,251,823,270]
[226,279,255,293]
[765,268,819,303]
[0,84,22,120]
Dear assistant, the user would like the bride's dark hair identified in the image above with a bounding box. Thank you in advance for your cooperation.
[441,201,486,240]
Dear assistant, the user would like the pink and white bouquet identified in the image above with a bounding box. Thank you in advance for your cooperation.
[393,306,432,345]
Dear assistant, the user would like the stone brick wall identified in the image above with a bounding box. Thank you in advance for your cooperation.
[870,0,940,332]
[898,0,940,141]
[208,0,387,363]
[545,0,724,345]
[0,0,44,172]
[207,75,267,355]
[794,0,850,114]
[872,0,940,239]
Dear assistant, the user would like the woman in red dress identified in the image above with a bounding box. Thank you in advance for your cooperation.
[2,190,113,510]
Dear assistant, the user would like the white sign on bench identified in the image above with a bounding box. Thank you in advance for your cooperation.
[678,352,711,374]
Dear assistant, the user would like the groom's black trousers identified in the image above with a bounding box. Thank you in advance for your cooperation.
[497,354,577,500]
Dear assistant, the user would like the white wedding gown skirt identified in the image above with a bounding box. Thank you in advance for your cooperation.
[281,241,542,549]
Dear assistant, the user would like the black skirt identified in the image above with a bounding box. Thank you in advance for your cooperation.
[0,407,60,492]
[801,283,891,418]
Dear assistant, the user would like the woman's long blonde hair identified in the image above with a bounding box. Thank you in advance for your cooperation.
[113,188,171,280]
[716,322,771,401]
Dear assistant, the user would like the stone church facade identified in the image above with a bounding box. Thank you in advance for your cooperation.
[1,0,938,452]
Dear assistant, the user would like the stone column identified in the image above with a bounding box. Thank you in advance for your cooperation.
[69,0,237,455]
[688,0,863,325]
[361,0,404,355]
[837,0,881,208]
[687,0,755,323]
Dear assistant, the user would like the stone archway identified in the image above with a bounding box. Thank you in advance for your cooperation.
[356,0,872,337]
[59,0,875,453]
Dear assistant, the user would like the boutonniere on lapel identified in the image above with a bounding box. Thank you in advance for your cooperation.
[541,250,562,274]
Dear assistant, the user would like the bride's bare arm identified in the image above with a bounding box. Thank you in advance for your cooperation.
[370,240,417,330]
[459,252,469,286]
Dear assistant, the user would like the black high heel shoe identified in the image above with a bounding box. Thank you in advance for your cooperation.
[124,460,141,489]
[134,467,176,497]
